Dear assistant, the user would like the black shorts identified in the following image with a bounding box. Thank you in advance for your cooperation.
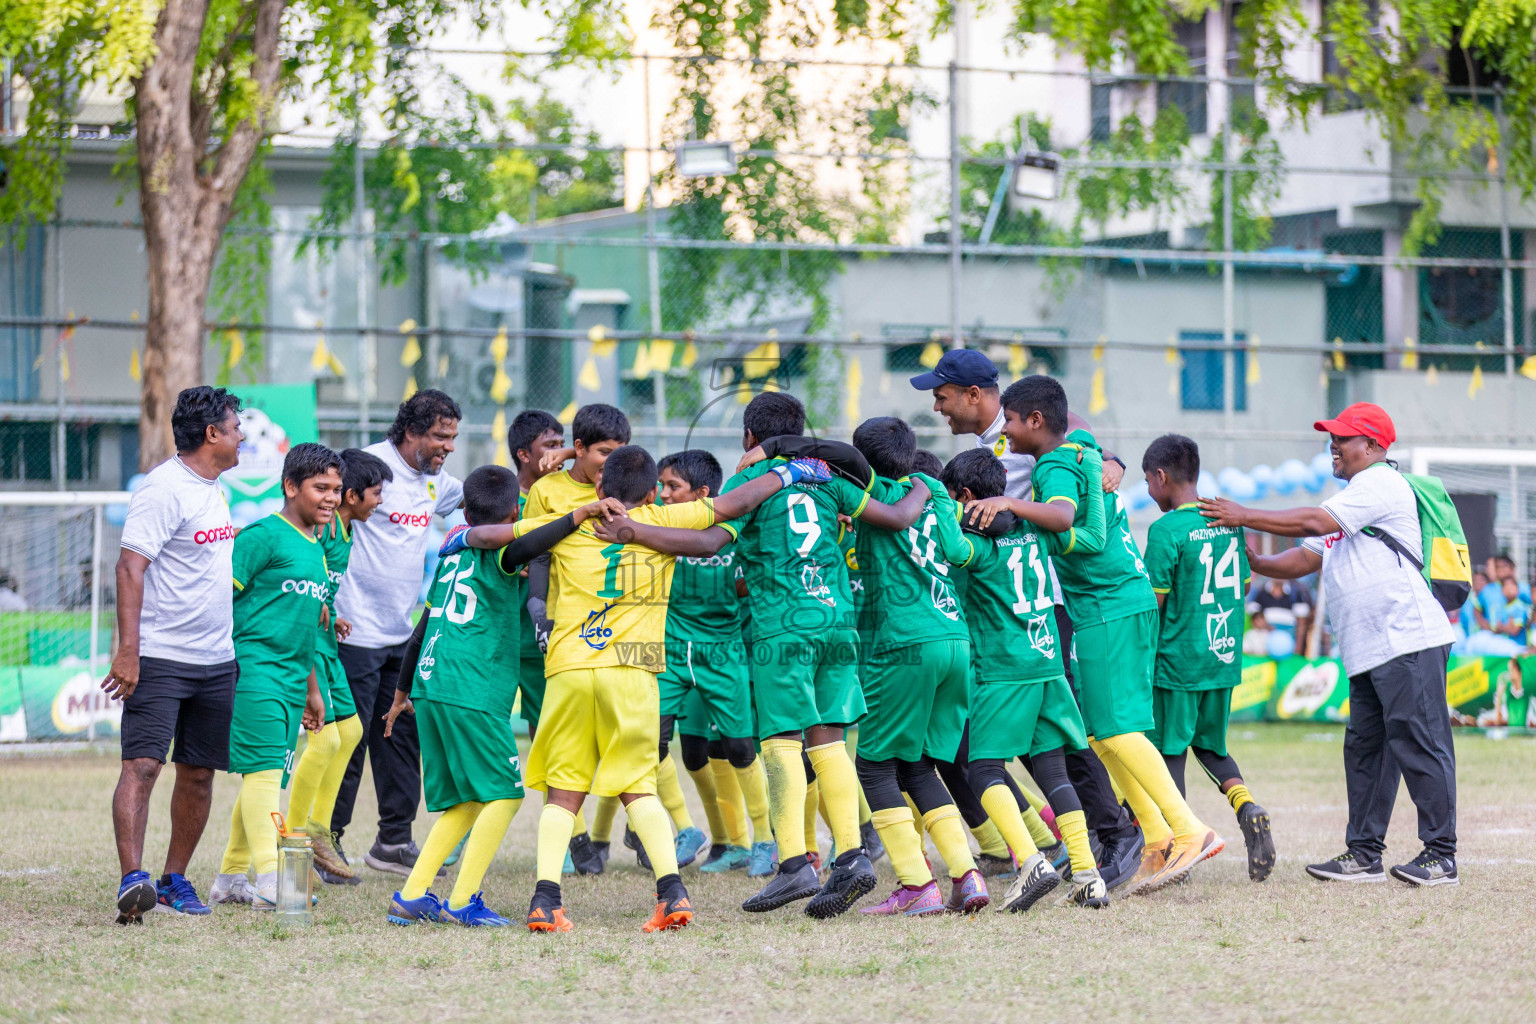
[119,656,238,770]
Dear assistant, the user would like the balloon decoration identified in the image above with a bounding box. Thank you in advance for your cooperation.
[1124,448,1338,514]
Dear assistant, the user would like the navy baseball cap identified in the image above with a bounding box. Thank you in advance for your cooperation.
[908,348,999,390]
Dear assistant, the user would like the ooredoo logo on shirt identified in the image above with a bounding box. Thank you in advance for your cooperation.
[194,524,236,545]
[281,579,329,600]
[387,511,432,527]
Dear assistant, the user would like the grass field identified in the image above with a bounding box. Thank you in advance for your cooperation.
[1,724,1531,1023]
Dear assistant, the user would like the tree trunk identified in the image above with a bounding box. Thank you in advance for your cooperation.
[132,0,287,470]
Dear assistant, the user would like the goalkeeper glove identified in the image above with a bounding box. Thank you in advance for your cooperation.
[439,524,471,557]
[772,457,832,488]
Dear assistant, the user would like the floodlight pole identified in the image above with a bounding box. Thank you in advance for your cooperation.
[354,109,373,445]
[948,60,963,352]
[1221,78,1236,470]
[643,55,666,446]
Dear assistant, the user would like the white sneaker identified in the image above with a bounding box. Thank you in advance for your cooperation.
[251,871,277,911]
[209,873,256,905]
[997,852,1061,914]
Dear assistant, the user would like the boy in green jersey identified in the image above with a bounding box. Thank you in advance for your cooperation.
[379,466,622,926]
[964,376,1223,895]
[284,447,392,886]
[941,449,1108,911]
[655,450,774,876]
[1142,434,1275,882]
[507,410,566,735]
[212,444,340,910]
[843,417,986,917]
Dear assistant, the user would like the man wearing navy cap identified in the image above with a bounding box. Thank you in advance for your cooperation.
[910,350,1146,891]
[1200,403,1459,887]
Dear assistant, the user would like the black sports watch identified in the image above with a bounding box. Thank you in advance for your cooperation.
[1106,454,1126,471]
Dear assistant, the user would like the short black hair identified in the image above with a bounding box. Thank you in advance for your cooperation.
[852,417,917,480]
[386,389,462,445]
[339,447,392,501]
[282,442,343,489]
[911,449,944,478]
[572,403,631,448]
[171,386,242,453]
[601,445,658,504]
[942,449,1007,501]
[1141,433,1200,484]
[462,465,521,526]
[1000,375,1068,435]
[508,410,562,468]
[658,449,723,496]
[743,392,805,443]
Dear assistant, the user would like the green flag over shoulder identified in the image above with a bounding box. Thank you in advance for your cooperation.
[1363,473,1473,612]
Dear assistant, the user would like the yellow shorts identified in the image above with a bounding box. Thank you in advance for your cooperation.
[524,666,661,798]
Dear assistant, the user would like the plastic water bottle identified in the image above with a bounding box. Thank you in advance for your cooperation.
[271,813,314,927]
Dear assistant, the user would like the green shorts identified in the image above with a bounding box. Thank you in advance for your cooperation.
[228,688,302,786]
[659,637,754,739]
[417,698,525,811]
[969,674,1088,760]
[1072,609,1157,739]
[1149,686,1233,757]
[518,655,546,729]
[677,685,712,739]
[316,648,356,724]
[750,627,866,739]
[857,639,970,763]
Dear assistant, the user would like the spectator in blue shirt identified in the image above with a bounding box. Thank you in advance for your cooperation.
[1494,576,1531,644]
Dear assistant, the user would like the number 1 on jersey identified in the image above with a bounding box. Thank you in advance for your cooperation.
[1198,537,1242,604]
[598,542,625,600]
[1007,545,1051,614]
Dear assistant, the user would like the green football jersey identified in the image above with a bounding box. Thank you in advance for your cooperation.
[720,459,872,640]
[413,545,522,719]
[315,516,353,659]
[232,514,330,701]
[1031,432,1155,626]
[956,522,1064,685]
[855,474,969,652]
[1145,503,1250,690]
[838,518,867,627]
[665,539,746,643]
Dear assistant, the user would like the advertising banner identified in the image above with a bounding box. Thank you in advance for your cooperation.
[223,383,319,527]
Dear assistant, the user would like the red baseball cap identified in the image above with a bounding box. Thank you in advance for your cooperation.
[1314,402,1396,448]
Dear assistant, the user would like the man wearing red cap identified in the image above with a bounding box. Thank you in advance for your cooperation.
[1199,403,1458,887]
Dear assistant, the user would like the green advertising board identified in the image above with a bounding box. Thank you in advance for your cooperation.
[224,382,319,527]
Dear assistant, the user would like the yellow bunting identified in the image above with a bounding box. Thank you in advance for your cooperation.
[1331,337,1345,371]
[60,348,70,382]
[1468,363,1485,398]
[1426,364,1440,386]
[649,338,675,372]
[129,310,140,322]
[403,375,418,401]
[1092,339,1105,363]
[1519,355,1536,380]
[436,354,449,378]
[880,371,891,395]
[398,318,418,334]
[632,340,652,379]
[129,347,141,381]
[489,364,512,404]
[763,378,780,393]
[680,341,698,369]
[1008,343,1027,377]
[736,386,753,405]
[491,409,510,467]
[1089,364,1107,415]
[744,342,780,378]
[592,338,617,359]
[845,356,863,426]
[1246,336,1261,386]
[557,401,576,425]
[1319,370,1328,391]
[490,326,508,363]
[312,335,344,376]
[919,340,944,369]
[400,335,422,367]
[225,330,245,369]
[1401,336,1418,371]
[587,324,608,343]
[578,356,601,392]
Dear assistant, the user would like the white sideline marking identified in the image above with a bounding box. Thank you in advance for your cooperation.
[0,867,61,877]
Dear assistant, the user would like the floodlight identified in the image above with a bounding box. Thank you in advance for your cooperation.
[675,140,738,178]
[1011,151,1061,201]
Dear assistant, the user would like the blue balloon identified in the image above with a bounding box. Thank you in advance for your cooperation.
[1310,450,1335,480]
[1249,464,1274,498]
[1218,467,1259,501]
[127,473,147,493]
[1197,470,1218,497]
[1279,458,1311,487]
[1304,468,1328,493]
[1125,481,1153,511]
[1266,630,1296,659]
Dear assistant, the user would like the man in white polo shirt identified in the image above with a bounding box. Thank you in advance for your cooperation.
[910,349,1149,890]
[331,390,465,875]
[103,386,245,923]
[1201,403,1459,886]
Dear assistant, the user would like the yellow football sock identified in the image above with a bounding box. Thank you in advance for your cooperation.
[624,795,680,879]
[1091,737,1173,846]
[1019,782,1048,813]
[285,723,339,832]
[706,759,748,847]
[590,796,618,843]
[1095,732,1205,843]
[572,807,586,835]
[1023,806,1055,849]
[689,761,727,842]
[537,804,576,884]
[807,740,862,858]
[904,793,927,849]
[761,738,808,860]
[805,780,822,856]
[657,755,693,831]
[923,805,977,877]
[734,757,772,843]
[1226,783,1253,814]
[238,769,283,876]
[219,790,250,875]
[450,798,520,909]
[308,714,363,831]
[980,784,1038,862]
[972,819,1009,859]
[1056,809,1095,875]
[404,802,479,900]
[871,806,931,886]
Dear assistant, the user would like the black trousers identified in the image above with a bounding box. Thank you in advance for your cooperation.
[332,642,420,846]
[1055,604,1139,844]
[1344,644,1457,858]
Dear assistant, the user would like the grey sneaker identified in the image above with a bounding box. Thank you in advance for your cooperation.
[364,840,446,879]
[1390,850,1459,887]
[209,872,256,905]
[1305,850,1386,883]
